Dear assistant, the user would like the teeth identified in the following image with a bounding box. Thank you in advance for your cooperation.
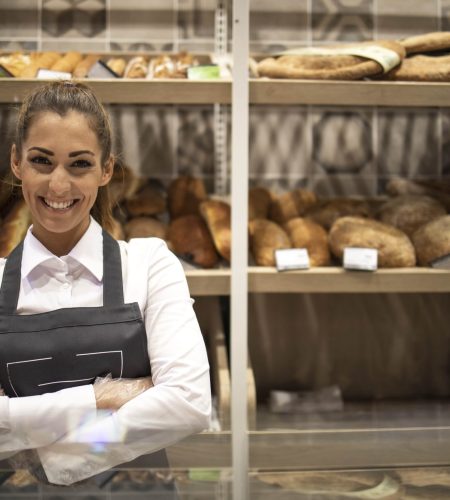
[44,198,75,210]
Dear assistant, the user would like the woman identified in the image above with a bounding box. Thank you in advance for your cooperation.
[0,81,211,486]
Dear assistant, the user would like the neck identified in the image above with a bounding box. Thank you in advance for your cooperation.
[31,220,90,257]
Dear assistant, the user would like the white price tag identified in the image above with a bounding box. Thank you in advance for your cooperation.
[37,69,72,80]
[431,253,450,270]
[275,248,310,271]
[343,247,378,271]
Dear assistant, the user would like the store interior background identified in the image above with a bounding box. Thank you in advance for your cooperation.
[1,2,450,495]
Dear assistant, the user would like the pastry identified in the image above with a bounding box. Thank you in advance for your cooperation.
[269,189,317,225]
[199,199,231,262]
[305,198,372,230]
[249,219,291,267]
[249,187,272,220]
[20,52,61,78]
[124,217,167,241]
[51,51,83,74]
[168,215,219,268]
[73,53,99,78]
[125,180,166,217]
[400,32,450,55]
[412,215,450,266]
[124,57,149,78]
[377,194,446,237]
[147,52,197,79]
[0,199,31,258]
[168,176,208,219]
[329,216,416,268]
[284,217,330,266]
[106,57,127,77]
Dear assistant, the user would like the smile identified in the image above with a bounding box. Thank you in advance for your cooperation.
[41,197,79,210]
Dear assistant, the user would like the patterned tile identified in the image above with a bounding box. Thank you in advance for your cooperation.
[312,0,374,42]
[178,0,217,40]
[0,0,39,38]
[309,175,378,197]
[311,109,374,176]
[41,39,107,52]
[0,41,38,51]
[109,41,174,53]
[250,0,308,45]
[441,0,450,30]
[377,0,438,40]
[109,0,175,41]
[377,109,440,178]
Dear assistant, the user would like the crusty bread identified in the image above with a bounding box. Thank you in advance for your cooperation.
[306,198,371,230]
[269,188,317,225]
[200,199,231,262]
[73,54,99,78]
[249,187,272,220]
[377,194,446,237]
[284,217,330,267]
[20,52,61,77]
[51,51,82,73]
[106,57,127,77]
[385,54,450,82]
[168,214,219,268]
[412,215,450,266]
[249,219,291,267]
[124,57,148,78]
[386,177,450,211]
[0,199,31,258]
[400,32,450,55]
[329,216,416,268]
[124,217,167,241]
[125,180,166,217]
[168,176,208,220]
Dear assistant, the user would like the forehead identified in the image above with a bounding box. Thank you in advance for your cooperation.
[24,110,100,151]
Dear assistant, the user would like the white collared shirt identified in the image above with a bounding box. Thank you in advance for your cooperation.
[0,218,211,485]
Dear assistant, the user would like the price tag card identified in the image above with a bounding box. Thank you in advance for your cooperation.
[275,248,310,271]
[37,69,72,80]
[431,253,450,270]
[0,65,14,78]
[87,60,119,79]
[343,247,378,271]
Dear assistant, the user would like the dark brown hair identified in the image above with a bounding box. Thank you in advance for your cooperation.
[12,80,114,231]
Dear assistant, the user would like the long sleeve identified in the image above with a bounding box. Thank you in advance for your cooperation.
[37,240,211,485]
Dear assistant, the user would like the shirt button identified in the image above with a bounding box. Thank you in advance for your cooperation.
[62,283,70,289]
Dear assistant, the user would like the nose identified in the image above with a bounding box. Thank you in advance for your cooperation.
[48,166,71,196]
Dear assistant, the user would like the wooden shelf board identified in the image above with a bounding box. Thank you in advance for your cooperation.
[185,269,231,296]
[250,79,450,107]
[0,78,231,104]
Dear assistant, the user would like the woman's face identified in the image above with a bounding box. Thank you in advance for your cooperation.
[11,110,112,250]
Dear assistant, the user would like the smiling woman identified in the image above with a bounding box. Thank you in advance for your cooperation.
[0,82,211,489]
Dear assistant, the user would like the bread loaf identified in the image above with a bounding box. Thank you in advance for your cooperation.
[249,219,291,267]
[106,57,127,77]
[125,180,166,217]
[0,199,31,257]
[284,217,330,266]
[329,216,416,268]
[168,176,208,219]
[412,215,450,266]
[73,54,99,78]
[168,215,219,268]
[124,57,148,78]
[305,198,370,230]
[51,51,82,73]
[249,187,272,220]
[200,199,231,262]
[269,188,317,225]
[386,177,450,210]
[124,217,167,241]
[400,32,450,55]
[385,54,450,82]
[377,194,446,237]
[20,52,61,77]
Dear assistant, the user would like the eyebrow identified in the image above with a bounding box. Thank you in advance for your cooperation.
[68,150,95,157]
[28,147,54,155]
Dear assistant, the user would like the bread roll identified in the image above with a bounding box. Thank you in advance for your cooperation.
[124,57,148,78]
[249,219,291,267]
[168,176,208,219]
[306,198,371,230]
[377,194,446,237]
[73,54,99,78]
[0,199,31,258]
[20,52,61,77]
[200,200,231,262]
[51,51,82,73]
[124,217,167,241]
[168,215,219,268]
[125,180,166,217]
[106,57,127,77]
[412,215,450,266]
[269,188,317,225]
[329,216,416,268]
[284,217,330,266]
[249,187,272,220]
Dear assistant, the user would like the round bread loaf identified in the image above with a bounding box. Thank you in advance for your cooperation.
[412,215,450,266]
[168,215,219,268]
[284,217,330,266]
[168,176,208,220]
[306,198,371,230]
[329,216,416,268]
[377,194,446,237]
[125,180,166,217]
[124,217,167,241]
[269,188,317,225]
[249,219,291,267]
[249,187,272,220]
[199,199,231,262]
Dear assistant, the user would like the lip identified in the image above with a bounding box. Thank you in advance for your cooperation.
[39,196,80,211]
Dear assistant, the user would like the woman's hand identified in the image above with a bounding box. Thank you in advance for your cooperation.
[93,375,153,410]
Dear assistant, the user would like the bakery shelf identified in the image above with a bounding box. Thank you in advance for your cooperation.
[250,79,450,107]
[185,269,231,296]
[0,78,231,104]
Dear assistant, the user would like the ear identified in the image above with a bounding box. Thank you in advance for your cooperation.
[10,144,22,181]
[99,154,114,187]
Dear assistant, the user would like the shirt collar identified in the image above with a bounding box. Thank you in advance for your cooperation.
[21,217,104,282]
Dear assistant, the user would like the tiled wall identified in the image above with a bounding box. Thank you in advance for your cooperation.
[0,1,448,196]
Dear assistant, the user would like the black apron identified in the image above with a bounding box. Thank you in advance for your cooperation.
[0,230,175,492]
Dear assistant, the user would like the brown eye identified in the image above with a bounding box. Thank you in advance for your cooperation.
[72,159,92,168]
[31,156,51,165]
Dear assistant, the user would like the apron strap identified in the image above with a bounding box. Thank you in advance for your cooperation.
[0,242,24,315]
[0,229,125,314]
